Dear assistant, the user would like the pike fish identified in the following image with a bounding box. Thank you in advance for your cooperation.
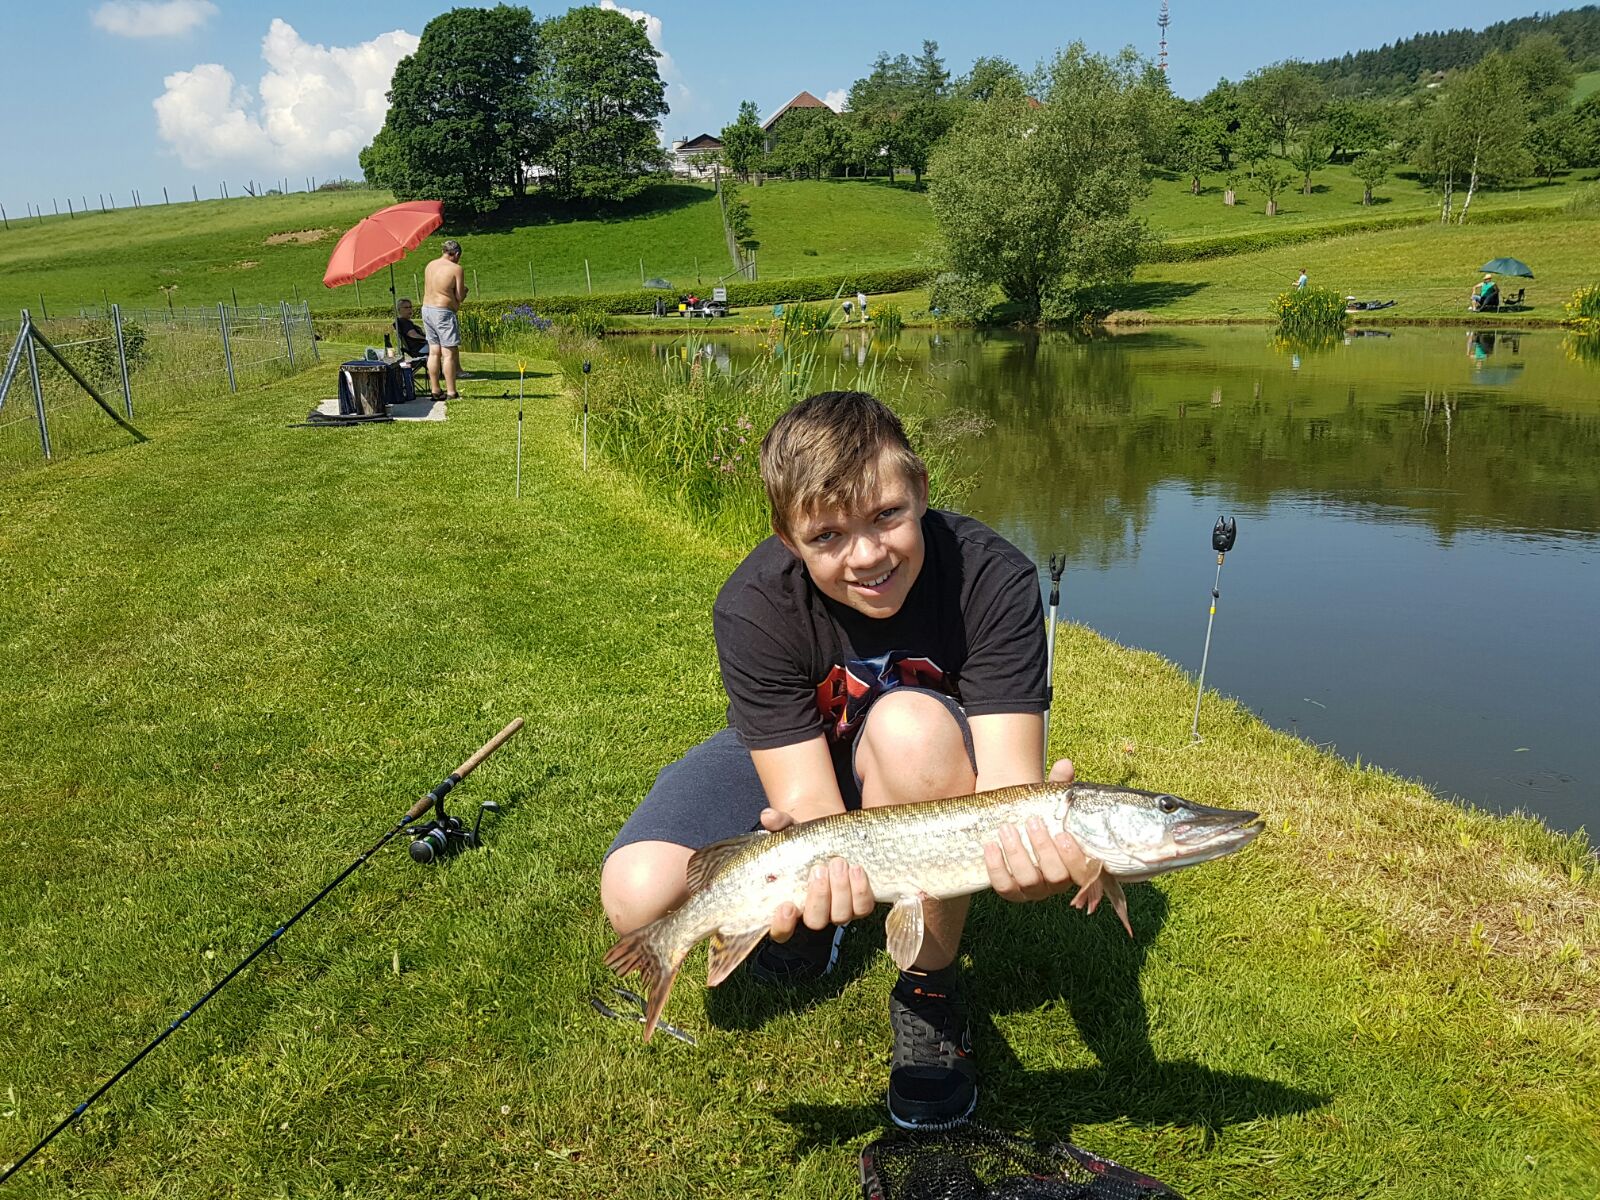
[605,781,1263,1040]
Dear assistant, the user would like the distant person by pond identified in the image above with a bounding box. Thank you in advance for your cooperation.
[1295,268,1308,291]
[1470,275,1499,312]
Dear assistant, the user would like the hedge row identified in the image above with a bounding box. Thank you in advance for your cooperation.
[317,266,933,321]
[1146,203,1560,264]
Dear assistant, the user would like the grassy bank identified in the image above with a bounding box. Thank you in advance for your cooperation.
[0,341,1596,1197]
[1118,213,1600,324]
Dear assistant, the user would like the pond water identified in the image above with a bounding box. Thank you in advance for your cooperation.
[617,326,1600,835]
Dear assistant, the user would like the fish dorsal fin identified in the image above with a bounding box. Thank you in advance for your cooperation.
[685,831,768,894]
[885,894,926,971]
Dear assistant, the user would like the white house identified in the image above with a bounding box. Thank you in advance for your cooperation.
[670,133,724,179]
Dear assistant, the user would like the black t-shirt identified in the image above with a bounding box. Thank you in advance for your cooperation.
[396,316,426,353]
[713,509,1046,750]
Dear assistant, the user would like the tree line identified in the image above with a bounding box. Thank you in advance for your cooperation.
[360,3,668,213]
[1301,5,1600,97]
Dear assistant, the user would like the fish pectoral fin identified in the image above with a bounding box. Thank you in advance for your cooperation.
[706,927,768,987]
[685,831,768,894]
[885,895,926,971]
[1070,858,1108,915]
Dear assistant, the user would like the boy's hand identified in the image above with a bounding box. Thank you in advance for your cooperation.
[759,807,875,940]
[984,758,1097,903]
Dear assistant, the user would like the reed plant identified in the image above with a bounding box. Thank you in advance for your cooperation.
[1562,283,1600,333]
[1273,286,1347,334]
[554,323,977,543]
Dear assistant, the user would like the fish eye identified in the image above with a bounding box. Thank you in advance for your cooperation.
[1158,795,1180,814]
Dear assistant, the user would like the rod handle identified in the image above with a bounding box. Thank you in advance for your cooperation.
[405,717,525,820]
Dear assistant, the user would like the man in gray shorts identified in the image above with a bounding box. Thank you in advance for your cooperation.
[421,239,468,399]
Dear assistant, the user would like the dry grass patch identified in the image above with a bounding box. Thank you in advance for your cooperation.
[264,228,331,246]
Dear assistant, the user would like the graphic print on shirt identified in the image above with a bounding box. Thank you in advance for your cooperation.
[814,650,948,741]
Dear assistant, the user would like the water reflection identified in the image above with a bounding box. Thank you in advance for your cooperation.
[613,327,1600,833]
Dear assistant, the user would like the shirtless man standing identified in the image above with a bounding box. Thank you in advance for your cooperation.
[422,239,468,399]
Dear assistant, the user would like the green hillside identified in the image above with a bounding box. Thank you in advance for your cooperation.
[1576,69,1600,103]
[1,166,1594,319]
[739,178,937,278]
[0,184,731,316]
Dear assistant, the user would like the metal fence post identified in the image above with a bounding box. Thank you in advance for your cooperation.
[218,302,237,392]
[112,303,134,417]
[280,301,295,370]
[20,310,51,459]
[305,303,319,362]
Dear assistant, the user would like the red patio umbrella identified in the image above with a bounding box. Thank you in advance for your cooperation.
[322,200,444,316]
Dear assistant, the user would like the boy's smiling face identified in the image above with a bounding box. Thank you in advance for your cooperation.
[778,455,928,619]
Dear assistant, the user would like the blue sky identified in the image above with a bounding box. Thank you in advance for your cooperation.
[0,0,1567,217]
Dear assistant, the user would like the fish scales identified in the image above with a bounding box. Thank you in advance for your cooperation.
[604,781,1262,1040]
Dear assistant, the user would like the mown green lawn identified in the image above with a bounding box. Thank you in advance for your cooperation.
[739,178,938,279]
[5,166,1594,325]
[0,340,1595,1198]
[1573,69,1600,104]
[1120,213,1600,322]
[0,184,732,317]
[1145,163,1590,241]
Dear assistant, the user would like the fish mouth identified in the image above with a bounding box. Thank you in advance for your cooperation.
[1167,805,1264,864]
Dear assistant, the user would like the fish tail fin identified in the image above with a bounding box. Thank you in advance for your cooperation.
[604,918,689,1042]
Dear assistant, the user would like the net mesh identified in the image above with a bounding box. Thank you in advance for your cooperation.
[860,1125,1183,1200]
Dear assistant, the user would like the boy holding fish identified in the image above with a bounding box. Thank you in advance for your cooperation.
[601,390,1100,1130]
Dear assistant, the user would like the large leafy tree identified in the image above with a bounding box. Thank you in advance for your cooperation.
[927,44,1155,323]
[538,5,668,203]
[1506,33,1576,121]
[1241,61,1326,155]
[719,101,764,181]
[363,5,543,213]
[1415,52,1532,222]
[847,41,953,184]
[1322,98,1391,161]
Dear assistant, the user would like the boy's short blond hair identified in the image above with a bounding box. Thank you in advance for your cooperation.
[760,391,927,539]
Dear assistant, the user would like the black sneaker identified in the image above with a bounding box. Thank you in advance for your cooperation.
[745,923,846,986]
[888,969,977,1131]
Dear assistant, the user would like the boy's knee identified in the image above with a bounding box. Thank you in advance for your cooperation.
[857,691,973,803]
[600,841,690,934]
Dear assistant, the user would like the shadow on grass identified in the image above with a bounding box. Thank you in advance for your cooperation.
[771,885,1325,1150]
[1104,281,1211,312]
[455,182,716,232]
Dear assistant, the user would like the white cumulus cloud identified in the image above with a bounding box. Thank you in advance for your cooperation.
[153,19,418,173]
[599,0,689,111]
[92,0,216,38]
[824,89,848,113]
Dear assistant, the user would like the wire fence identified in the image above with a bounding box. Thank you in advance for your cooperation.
[0,300,318,477]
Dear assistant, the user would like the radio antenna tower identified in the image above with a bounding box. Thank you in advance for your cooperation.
[1158,0,1171,72]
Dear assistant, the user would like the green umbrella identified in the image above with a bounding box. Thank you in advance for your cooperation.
[1479,257,1535,278]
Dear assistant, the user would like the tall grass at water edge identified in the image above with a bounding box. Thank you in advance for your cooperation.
[545,307,983,542]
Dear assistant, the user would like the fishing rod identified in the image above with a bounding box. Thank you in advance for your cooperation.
[1042,553,1065,776]
[1190,517,1238,742]
[0,717,524,1187]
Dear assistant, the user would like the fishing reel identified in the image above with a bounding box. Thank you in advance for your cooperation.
[406,796,501,864]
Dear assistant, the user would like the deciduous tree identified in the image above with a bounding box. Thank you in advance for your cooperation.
[1241,61,1326,155]
[1351,149,1392,205]
[364,5,543,213]
[538,5,668,203]
[719,101,764,182]
[927,44,1154,323]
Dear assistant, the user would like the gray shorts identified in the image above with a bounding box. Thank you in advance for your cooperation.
[420,305,459,348]
[606,688,975,859]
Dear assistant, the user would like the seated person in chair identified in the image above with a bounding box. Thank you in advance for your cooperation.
[1470,276,1499,312]
[394,298,428,364]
